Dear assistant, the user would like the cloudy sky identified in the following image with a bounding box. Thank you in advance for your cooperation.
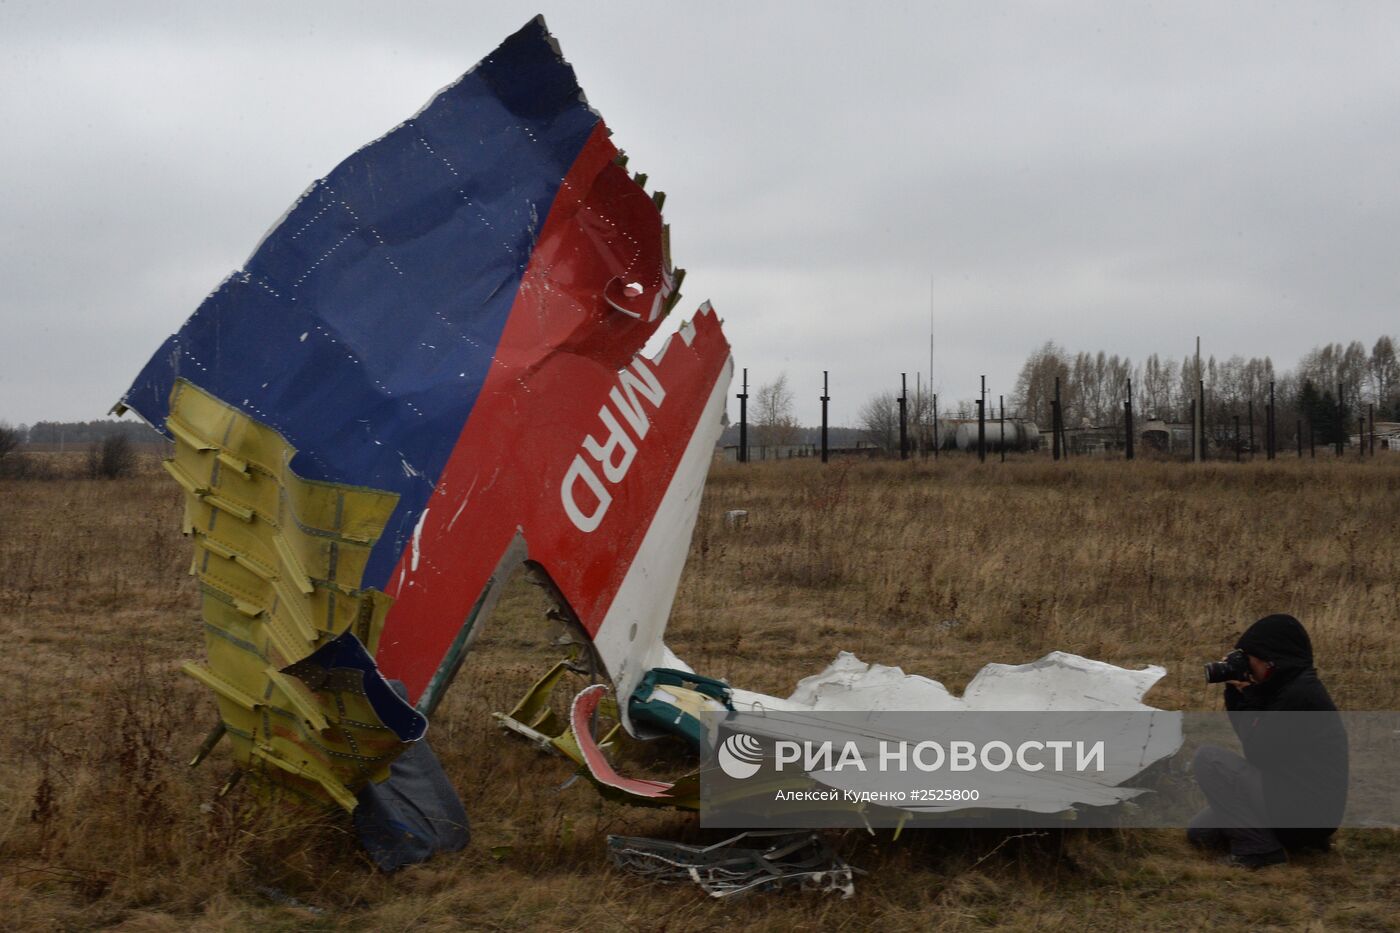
[4,1,1399,428]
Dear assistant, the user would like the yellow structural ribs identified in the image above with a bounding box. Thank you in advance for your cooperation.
[166,379,415,811]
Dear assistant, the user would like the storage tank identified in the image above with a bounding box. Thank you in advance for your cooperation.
[954,420,1041,452]
[933,418,963,451]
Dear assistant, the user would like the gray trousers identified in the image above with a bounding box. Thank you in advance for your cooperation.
[1187,744,1283,857]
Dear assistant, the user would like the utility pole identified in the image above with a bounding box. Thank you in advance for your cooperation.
[1052,376,1062,461]
[820,370,829,464]
[915,373,921,457]
[898,373,908,461]
[737,368,748,463]
[1200,379,1207,459]
[1125,378,1135,461]
[1337,382,1345,457]
[1190,399,1196,461]
[1194,337,1203,463]
[929,275,935,460]
[1267,381,1276,460]
[932,393,939,459]
[999,395,1006,463]
[978,375,986,463]
[1248,400,1255,460]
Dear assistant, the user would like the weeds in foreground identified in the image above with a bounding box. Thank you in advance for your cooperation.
[1,455,1398,929]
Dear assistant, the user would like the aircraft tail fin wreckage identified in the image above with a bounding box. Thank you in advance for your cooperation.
[122,17,1177,872]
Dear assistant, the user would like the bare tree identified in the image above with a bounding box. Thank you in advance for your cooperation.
[1341,340,1369,404]
[1071,352,1098,425]
[87,434,136,479]
[1298,341,1367,408]
[907,382,937,452]
[1240,356,1275,415]
[1372,336,1399,413]
[1103,354,1132,425]
[858,391,899,451]
[1013,341,1073,428]
[752,372,798,450]
[1136,353,1176,420]
[1213,355,1245,410]
[1068,351,1132,426]
[1176,354,1200,422]
[0,422,19,461]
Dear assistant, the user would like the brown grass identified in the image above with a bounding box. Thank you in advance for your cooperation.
[2,453,1399,930]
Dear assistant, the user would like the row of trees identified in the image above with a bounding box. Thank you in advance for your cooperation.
[857,389,936,452]
[0,422,138,479]
[747,336,1398,455]
[746,372,936,453]
[1011,337,1400,431]
[17,419,158,446]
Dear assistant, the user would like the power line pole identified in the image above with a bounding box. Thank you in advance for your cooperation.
[820,370,829,464]
[978,374,986,463]
[1337,382,1345,457]
[1248,399,1255,460]
[898,373,908,461]
[929,274,935,458]
[1200,378,1207,459]
[999,394,1006,462]
[1194,337,1203,463]
[737,368,748,463]
[1267,380,1276,460]
[915,372,922,457]
[932,393,939,459]
[1125,378,1135,461]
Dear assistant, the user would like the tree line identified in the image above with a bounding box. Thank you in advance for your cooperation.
[743,336,1399,456]
[1,419,156,480]
[1010,337,1399,444]
[17,419,162,446]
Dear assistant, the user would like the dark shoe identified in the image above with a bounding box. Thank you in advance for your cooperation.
[1187,825,1228,851]
[1221,849,1287,870]
[1290,839,1332,854]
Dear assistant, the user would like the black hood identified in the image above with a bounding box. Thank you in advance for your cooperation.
[1236,613,1314,675]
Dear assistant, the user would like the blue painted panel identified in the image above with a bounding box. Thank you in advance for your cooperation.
[124,16,599,585]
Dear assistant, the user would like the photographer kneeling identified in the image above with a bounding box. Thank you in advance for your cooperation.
[1188,613,1348,869]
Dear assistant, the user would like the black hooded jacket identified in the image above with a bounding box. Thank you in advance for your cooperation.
[1224,613,1348,849]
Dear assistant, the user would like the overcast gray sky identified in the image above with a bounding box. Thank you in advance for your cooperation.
[4,1,1399,428]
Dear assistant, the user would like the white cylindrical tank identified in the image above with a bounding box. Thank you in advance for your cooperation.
[934,419,964,450]
[1017,420,1041,450]
[955,420,1040,452]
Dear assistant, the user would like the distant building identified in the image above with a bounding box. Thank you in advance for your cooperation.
[1059,425,1126,455]
[1057,420,1196,456]
[719,442,881,462]
[1351,421,1400,451]
[1137,420,1194,455]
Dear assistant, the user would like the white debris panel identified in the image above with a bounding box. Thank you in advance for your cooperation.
[726,650,1169,713]
[635,647,1181,815]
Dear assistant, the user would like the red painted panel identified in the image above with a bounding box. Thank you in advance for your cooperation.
[373,122,731,703]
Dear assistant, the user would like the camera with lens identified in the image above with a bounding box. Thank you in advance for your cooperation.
[1204,649,1250,684]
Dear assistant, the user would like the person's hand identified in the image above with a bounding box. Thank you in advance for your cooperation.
[1220,654,1252,690]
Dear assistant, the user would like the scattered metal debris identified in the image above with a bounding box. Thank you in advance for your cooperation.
[607,831,857,899]
[254,885,326,916]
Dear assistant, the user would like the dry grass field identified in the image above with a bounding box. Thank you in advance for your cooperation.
[2,451,1399,931]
